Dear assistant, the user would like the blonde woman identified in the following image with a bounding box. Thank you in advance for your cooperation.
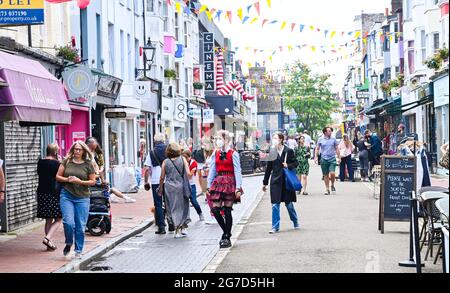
[207,130,243,248]
[56,141,96,259]
[338,134,355,182]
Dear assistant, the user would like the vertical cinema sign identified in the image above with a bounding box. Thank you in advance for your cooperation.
[203,33,215,91]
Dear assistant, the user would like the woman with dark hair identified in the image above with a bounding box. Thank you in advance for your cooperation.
[37,143,62,251]
[295,135,310,195]
[207,130,243,248]
[159,143,191,238]
[263,132,300,233]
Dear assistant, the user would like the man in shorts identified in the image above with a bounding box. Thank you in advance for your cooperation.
[314,127,340,195]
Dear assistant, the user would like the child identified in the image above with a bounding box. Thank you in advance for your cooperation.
[182,150,204,221]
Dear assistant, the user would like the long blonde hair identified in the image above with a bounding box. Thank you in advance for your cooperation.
[343,134,352,148]
[65,141,93,162]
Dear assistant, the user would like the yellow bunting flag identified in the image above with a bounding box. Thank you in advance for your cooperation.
[205,10,212,21]
[268,55,273,63]
[237,8,243,21]
[175,2,181,14]
[250,17,259,24]
[199,5,207,14]
[267,0,271,8]
[310,26,315,31]
[281,21,287,30]
[389,34,393,41]
[330,31,336,38]
[363,38,367,45]
[311,46,316,52]
[287,45,293,51]
[354,31,361,39]
[247,62,252,68]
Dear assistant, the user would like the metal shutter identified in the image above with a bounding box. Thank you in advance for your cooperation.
[4,122,41,231]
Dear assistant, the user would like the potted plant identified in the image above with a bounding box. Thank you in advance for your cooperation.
[396,74,404,86]
[424,55,441,70]
[55,45,80,63]
[193,82,203,90]
[389,79,400,89]
[438,47,449,61]
[164,69,177,79]
[381,82,391,94]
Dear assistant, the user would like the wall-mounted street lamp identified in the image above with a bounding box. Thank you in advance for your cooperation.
[135,37,157,79]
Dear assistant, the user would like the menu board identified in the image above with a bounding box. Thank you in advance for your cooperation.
[379,156,416,234]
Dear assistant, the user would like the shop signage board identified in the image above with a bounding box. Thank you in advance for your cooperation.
[63,65,97,101]
[203,109,214,124]
[0,0,44,25]
[203,33,215,91]
[356,91,370,99]
[188,109,202,119]
[105,112,127,119]
[379,155,416,234]
[72,132,86,144]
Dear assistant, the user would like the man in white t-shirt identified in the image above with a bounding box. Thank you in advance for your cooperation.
[303,130,312,148]
[144,133,168,235]
[0,159,5,204]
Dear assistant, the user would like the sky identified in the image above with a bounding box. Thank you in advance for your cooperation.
[200,0,391,92]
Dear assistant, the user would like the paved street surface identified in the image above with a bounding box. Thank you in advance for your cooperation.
[80,176,264,273]
[215,164,443,273]
[0,189,153,273]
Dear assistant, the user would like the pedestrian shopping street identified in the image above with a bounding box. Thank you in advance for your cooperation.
[0,0,449,276]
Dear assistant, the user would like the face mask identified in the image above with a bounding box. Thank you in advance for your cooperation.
[272,138,280,146]
[216,139,224,148]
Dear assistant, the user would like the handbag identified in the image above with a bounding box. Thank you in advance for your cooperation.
[439,149,449,170]
[283,152,302,191]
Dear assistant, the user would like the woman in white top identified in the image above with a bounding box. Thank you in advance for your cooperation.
[338,134,355,182]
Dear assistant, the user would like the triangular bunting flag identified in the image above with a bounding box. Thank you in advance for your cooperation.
[254,2,261,15]
[199,5,207,14]
[280,21,287,30]
[291,23,296,32]
[330,31,336,38]
[324,30,329,37]
[242,16,250,24]
[262,19,269,27]
[215,10,222,21]
[247,5,252,14]
[237,8,243,21]
[267,0,271,8]
[299,24,305,32]
[227,11,233,23]
[250,17,259,24]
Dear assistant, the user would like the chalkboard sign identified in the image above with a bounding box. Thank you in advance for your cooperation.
[379,155,416,234]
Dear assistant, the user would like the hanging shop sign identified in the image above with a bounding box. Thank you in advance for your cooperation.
[203,32,215,91]
[0,0,44,26]
[62,65,97,101]
[202,109,214,124]
[356,91,370,99]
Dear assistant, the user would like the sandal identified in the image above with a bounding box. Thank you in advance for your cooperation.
[43,237,57,251]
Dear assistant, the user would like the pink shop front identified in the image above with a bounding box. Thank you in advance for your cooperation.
[55,104,90,158]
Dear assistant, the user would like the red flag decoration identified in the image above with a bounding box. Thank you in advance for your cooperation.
[254,2,261,16]
[166,0,172,6]
[291,23,296,32]
[77,0,90,9]
[262,19,268,27]
[227,11,233,23]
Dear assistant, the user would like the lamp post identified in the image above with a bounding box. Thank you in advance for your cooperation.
[135,37,156,79]
[371,72,378,101]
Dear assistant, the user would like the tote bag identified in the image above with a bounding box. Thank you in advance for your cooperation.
[283,153,302,191]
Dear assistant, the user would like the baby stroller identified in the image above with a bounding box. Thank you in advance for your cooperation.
[86,185,112,236]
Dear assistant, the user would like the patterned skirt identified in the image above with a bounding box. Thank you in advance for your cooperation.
[210,174,240,203]
[37,192,62,219]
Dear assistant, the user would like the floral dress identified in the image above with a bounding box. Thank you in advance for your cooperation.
[295,146,310,176]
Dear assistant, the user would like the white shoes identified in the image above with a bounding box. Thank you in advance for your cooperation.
[199,214,205,221]
[110,194,121,203]
[269,229,280,234]
[124,196,136,203]
[174,232,187,238]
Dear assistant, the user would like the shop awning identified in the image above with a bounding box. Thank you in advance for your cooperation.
[0,51,71,125]
[364,99,392,115]
[385,95,433,115]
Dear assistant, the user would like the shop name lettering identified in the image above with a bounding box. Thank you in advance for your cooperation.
[0,0,33,5]
[25,79,55,105]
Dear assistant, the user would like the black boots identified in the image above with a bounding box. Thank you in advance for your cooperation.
[155,227,166,234]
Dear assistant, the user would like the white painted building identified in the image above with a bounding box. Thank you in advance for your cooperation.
[69,0,146,183]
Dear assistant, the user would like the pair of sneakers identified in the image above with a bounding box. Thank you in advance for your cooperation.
[174,228,188,238]
[325,185,336,195]
[63,245,82,259]
[269,223,300,234]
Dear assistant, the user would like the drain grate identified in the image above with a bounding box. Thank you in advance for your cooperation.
[90,266,113,271]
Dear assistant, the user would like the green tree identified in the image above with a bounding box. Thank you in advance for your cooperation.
[283,61,340,138]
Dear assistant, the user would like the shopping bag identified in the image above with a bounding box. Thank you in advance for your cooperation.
[283,154,302,191]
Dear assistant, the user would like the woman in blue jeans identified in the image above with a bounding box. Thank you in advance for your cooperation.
[263,133,300,233]
[56,141,96,259]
